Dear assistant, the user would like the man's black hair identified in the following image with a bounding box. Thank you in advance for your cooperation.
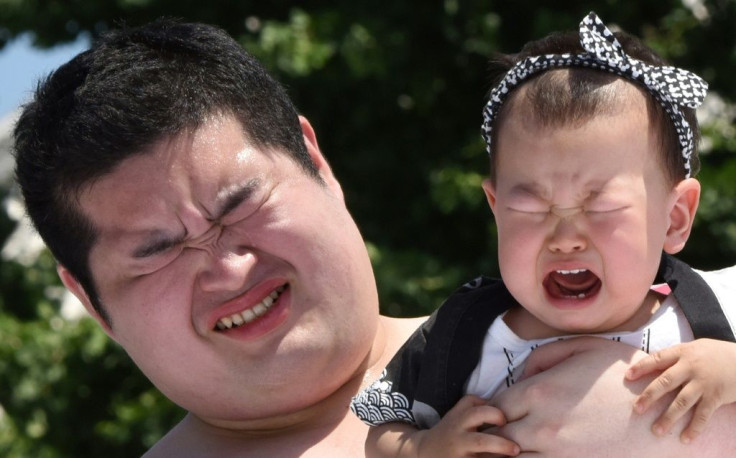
[14,19,318,323]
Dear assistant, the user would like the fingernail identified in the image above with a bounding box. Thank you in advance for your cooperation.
[653,425,664,436]
[682,435,691,445]
[633,400,643,413]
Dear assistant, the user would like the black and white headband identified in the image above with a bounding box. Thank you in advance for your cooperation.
[481,12,708,178]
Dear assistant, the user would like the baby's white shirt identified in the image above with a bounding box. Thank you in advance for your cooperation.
[466,264,736,399]
[465,294,692,399]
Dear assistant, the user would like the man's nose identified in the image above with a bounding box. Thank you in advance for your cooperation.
[187,225,257,293]
[197,248,258,292]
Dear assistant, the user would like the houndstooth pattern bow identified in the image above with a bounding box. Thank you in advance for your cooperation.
[482,12,708,178]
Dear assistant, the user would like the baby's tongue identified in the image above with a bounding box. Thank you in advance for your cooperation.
[547,271,598,296]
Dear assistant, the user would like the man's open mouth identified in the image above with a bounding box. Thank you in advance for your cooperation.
[214,285,287,331]
[543,269,601,299]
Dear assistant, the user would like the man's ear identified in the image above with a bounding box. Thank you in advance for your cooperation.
[663,178,701,254]
[481,178,498,215]
[57,264,116,339]
[299,115,344,201]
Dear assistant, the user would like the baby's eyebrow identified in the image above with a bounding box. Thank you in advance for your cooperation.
[508,182,547,199]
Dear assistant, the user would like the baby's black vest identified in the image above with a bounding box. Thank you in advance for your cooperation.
[394,253,736,420]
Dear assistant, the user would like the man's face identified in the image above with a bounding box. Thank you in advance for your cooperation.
[483,88,685,335]
[70,114,379,424]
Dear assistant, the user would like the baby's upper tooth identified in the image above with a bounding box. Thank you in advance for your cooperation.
[557,268,587,275]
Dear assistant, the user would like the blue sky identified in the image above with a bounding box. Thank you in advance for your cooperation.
[0,33,89,118]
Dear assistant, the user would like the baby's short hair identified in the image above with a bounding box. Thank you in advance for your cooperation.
[486,29,700,186]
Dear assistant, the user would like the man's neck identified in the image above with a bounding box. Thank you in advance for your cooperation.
[144,315,425,457]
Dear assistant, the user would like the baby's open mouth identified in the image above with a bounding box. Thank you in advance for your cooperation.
[214,284,287,331]
[544,269,601,299]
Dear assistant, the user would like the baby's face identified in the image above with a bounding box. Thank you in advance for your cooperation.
[483,89,683,335]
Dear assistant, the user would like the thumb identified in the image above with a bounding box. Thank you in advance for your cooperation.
[522,337,606,379]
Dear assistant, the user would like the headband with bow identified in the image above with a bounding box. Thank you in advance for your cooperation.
[481,12,708,178]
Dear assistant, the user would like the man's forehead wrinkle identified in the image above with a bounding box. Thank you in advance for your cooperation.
[137,127,198,181]
[82,176,176,242]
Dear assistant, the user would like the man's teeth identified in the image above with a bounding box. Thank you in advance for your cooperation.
[215,286,285,330]
[556,269,588,275]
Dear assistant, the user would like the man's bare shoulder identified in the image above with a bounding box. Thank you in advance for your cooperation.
[143,415,204,458]
[382,315,427,337]
[379,315,427,355]
[143,410,371,457]
[142,415,306,458]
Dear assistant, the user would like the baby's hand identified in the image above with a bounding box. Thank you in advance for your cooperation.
[416,394,520,458]
[625,339,736,443]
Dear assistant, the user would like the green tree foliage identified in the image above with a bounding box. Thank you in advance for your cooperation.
[1,1,735,454]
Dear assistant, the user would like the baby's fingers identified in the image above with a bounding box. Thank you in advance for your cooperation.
[626,347,680,381]
[465,432,520,457]
[680,396,719,444]
[651,384,701,437]
[633,366,688,414]
[447,395,507,428]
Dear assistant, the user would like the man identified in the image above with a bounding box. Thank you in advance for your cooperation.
[13,19,420,455]
[13,19,735,456]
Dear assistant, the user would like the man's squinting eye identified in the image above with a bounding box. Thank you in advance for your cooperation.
[130,242,184,277]
[133,237,182,259]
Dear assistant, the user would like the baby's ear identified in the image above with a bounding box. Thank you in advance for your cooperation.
[663,178,700,254]
[481,178,498,214]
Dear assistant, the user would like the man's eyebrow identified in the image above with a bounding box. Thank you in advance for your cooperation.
[211,178,261,220]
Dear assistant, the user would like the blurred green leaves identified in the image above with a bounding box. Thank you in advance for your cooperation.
[0,189,184,456]
[1,0,735,454]
[246,9,336,76]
